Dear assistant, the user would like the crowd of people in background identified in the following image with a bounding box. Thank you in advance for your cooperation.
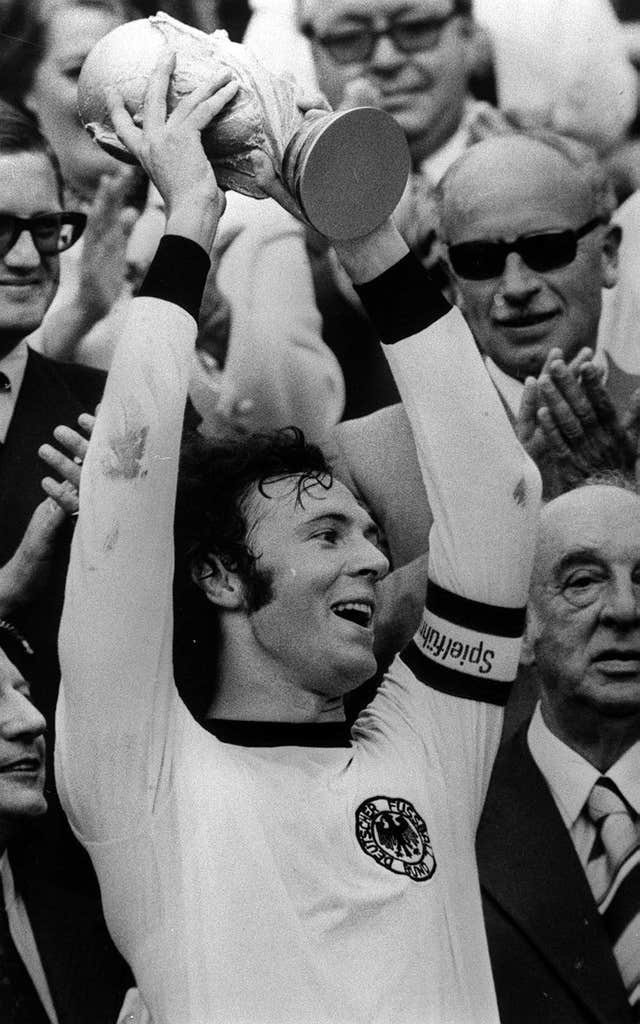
[0,1,639,1022]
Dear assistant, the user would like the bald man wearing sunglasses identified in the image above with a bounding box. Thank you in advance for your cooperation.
[325,131,639,672]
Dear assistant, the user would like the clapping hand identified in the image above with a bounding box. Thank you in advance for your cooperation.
[516,347,637,495]
[77,169,140,323]
[39,413,95,516]
[0,413,95,616]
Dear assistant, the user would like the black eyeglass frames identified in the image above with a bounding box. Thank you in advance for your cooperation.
[0,212,87,259]
[446,218,605,281]
[301,11,458,64]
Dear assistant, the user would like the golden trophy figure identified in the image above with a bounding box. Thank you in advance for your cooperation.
[77,12,410,239]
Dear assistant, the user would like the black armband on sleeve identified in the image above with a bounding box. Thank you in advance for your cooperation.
[353,251,451,345]
[139,235,211,322]
[400,581,526,706]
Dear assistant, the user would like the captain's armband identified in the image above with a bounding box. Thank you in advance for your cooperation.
[400,581,526,706]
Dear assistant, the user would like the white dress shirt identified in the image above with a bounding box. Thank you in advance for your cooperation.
[527,703,640,870]
[0,340,28,443]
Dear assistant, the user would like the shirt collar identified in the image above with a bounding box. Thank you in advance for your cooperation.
[608,744,640,816]
[528,702,640,825]
[0,337,28,383]
[484,357,524,417]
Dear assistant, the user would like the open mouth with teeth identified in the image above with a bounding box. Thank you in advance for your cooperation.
[331,601,374,629]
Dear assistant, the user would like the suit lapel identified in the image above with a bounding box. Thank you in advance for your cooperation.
[478,729,633,1024]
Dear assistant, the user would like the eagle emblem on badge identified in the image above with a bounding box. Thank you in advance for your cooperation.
[355,796,436,881]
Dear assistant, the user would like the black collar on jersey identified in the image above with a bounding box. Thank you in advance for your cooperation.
[203,719,351,748]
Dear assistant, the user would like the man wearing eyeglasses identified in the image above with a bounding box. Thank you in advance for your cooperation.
[0,98,106,682]
[0,100,132,1024]
[298,0,475,175]
[290,0,482,419]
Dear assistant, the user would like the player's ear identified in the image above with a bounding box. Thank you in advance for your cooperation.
[191,555,245,610]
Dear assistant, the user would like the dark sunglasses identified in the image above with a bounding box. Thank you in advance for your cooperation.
[446,217,604,281]
[0,212,87,259]
[301,12,457,64]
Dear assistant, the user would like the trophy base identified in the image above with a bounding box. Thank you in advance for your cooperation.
[284,107,410,240]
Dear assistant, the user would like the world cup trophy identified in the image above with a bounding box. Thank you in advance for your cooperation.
[77,12,410,239]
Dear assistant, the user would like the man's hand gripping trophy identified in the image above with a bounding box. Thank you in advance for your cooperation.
[77,12,410,240]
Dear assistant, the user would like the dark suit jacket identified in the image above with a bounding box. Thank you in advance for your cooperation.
[477,727,634,1024]
[0,348,132,1023]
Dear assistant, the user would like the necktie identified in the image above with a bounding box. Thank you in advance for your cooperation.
[586,777,640,1018]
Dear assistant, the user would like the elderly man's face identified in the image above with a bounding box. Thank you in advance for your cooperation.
[300,0,471,161]
[525,486,640,742]
[442,137,620,381]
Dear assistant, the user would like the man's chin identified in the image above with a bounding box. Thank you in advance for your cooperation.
[586,678,640,718]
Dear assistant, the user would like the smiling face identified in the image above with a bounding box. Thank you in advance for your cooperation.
[238,475,389,700]
[0,151,62,355]
[0,648,46,850]
[526,486,640,745]
[302,0,471,164]
[441,136,620,381]
[25,4,123,197]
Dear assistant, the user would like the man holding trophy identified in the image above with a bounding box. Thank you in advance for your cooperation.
[55,24,541,1024]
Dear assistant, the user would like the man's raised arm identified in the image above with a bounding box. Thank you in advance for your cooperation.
[56,56,239,841]
[336,225,542,817]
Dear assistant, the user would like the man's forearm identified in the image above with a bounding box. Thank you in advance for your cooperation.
[355,251,541,696]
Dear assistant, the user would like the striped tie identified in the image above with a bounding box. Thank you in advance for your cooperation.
[586,777,640,1018]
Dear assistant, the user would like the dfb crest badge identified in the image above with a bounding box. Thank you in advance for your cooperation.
[355,796,436,881]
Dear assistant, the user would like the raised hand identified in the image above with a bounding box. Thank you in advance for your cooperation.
[107,50,239,249]
[77,169,140,322]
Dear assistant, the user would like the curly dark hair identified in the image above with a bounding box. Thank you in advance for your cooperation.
[172,427,333,715]
[175,425,333,592]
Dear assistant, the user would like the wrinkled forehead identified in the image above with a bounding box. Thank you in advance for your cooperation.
[441,136,596,243]
[534,486,640,583]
